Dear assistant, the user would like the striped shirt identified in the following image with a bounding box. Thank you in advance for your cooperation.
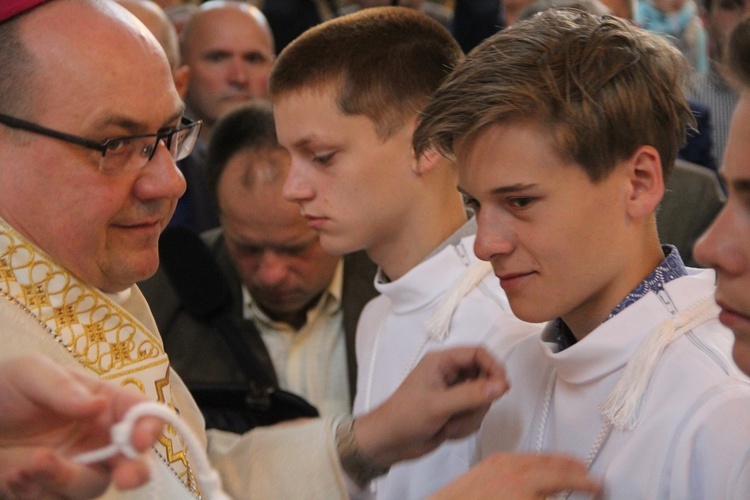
[555,245,688,350]
[689,66,739,166]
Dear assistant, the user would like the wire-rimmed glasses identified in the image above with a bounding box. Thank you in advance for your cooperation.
[0,113,202,175]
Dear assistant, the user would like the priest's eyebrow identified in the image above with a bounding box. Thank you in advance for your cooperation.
[95,109,185,134]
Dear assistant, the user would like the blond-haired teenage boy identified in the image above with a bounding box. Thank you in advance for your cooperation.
[270,7,537,498]
[415,9,750,498]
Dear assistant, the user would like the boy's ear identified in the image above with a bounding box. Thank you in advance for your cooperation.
[410,115,447,175]
[624,145,664,219]
[413,147,444,175]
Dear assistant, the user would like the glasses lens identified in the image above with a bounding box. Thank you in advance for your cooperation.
[99,120,201,174]
[100,136,156,174]
[174,123,200,161]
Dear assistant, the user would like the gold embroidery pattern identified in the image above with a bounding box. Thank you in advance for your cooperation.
[0,223,163,377]
[152,366,200,494]
[22,283,50,309]
[53,303,79,330]
[155,367,171,404]
[0,221,201,497]
[0,258,12,281]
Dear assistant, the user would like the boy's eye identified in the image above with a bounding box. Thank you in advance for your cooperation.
[462,194,480,211]
[509,197,534,208]
[312,152,334,165]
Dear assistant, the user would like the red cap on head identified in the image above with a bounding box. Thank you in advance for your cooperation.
[0,0,49,23]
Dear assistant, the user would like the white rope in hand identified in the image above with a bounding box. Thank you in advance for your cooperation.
[72,401,231,500]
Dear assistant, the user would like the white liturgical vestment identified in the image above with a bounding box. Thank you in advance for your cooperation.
[0,218,349,499]
[479,268,750,499]
[353,222,538,499]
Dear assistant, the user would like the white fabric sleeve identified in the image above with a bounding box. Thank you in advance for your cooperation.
[206,417,348,499]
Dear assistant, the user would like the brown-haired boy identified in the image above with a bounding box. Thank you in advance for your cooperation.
[270,7,538,498]
[416,9,750,498]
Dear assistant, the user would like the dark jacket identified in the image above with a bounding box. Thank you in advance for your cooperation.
[657,159,725,267]
[138,228,378,405]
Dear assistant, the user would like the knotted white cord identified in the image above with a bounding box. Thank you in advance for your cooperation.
[73,401,230,500]
[600,295,720,431]
[424,261,493,341]
[364,260,492,413]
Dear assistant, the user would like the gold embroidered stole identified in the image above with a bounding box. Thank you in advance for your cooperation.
[0,219,201,497]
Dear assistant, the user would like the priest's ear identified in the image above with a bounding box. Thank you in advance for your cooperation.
[173,65,190,100]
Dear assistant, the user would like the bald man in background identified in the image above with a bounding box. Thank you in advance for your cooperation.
[169,0,276,232]
[180,0,275,140]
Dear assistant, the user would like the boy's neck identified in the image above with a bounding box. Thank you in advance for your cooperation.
[369,194,468,282]
[563,239,667,341]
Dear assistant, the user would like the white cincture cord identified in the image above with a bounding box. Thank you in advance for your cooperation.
[424,261,493,341]
[73,401,230,500]
[364,261,492,413]
[600,295,720,431]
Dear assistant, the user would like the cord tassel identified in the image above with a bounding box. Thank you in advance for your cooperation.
[425,261,493,341]
[600,295,719,431]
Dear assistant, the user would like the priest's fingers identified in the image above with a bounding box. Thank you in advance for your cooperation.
[110,456,152,491]
[5,446,153,499]
[18,355,163,454]
[4,448,109,500]
[423,348,508,441]
[66,369,163,453]
[0,355,106,430]
[353,347,508,467]
[432,346,507,389]
[404,346,508,405]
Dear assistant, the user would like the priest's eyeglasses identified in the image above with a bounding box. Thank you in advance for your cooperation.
[0,113,202,175]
